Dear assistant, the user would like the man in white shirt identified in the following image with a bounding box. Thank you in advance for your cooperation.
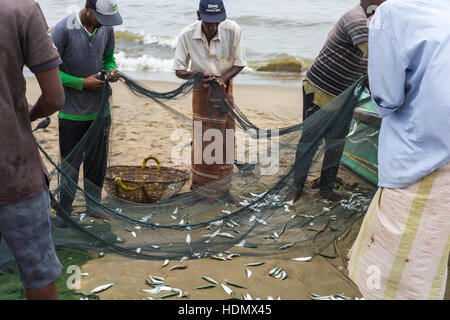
[174,0,245,203]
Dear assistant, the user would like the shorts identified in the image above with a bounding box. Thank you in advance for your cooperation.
[0,189,62,290]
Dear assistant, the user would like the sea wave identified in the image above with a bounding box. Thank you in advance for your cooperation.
[230,15,332,29]
[115,51,311,75]
[247,54,312,74]
[115,51,174,73]
[115,30,178,50]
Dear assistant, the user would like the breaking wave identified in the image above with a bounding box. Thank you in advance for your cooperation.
[115,51,174,73]
[115,51,312,75]
[115,30,178,50]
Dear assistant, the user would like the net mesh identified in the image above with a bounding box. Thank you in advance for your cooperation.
[1,73,376,267]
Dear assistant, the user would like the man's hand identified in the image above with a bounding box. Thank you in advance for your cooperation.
[106,70,120,82]
[202,73,214,88]
[83,73,105,91]
[213,76,227,89]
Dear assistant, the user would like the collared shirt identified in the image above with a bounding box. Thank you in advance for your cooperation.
[173,19,246,76]
[0,0,61,206]
[369,0,450,188]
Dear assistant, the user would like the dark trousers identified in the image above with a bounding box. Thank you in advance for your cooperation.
[292,87,351,193]
[58,117,111,215]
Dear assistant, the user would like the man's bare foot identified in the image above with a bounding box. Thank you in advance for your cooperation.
[319,190,344,202]
[219,191,241,205]
[286,188,304,203]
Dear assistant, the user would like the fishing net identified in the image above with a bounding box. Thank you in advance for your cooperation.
[0,73,377,268]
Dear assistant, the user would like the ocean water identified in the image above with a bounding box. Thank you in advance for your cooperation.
[36,0,360,86]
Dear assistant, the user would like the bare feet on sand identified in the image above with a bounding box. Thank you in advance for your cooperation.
[285,188,304,203]
[319,190,344,203]
[218,191,241,206]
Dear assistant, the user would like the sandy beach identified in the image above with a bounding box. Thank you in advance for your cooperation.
[25,77,449,300]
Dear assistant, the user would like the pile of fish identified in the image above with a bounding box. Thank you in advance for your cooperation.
[143,275,189,299]
[340,192,371,212]
[268,267,288,280]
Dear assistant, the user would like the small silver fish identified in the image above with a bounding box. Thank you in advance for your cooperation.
[272,268,283,278]
[279,223,287,237]
[256,219,267,225]
[246,262,265,267]
[211,255,227,261]
[235,240,246,247]
[169,265,187,271]
[162,259,169,267]
[227,253,241,259]
[226,222,235,228]
[218,232,235,239]
[221,283,234,296]
[210,220,223,226]
[150,275,165,282]
[151,245,161,249]
[91,283,115,294]
[203,228,221,239]
[202,276,218,285]
[269,267,279,276]
[229,220,239,227]
[292,257,312,262]
[243,293,253,300]
[225,280,247,289]
[186,234,191,245]
[279,243,295,250]
[245,268,252,278]
[194,284,216,290]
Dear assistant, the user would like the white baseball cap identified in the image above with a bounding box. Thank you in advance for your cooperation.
[86,0,123,26]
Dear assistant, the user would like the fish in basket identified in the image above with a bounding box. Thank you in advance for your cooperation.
[104,156,190,204]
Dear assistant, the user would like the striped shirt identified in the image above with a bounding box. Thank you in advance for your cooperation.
[306,5,369,97]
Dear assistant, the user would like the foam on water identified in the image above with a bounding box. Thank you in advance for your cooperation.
[36,0,360,84]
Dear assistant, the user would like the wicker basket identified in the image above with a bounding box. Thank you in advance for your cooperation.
[104,157,190,204]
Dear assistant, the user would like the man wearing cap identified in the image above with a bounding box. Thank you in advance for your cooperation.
[286,0,385,203]
[174,0,246,203]
[51,0,123,219]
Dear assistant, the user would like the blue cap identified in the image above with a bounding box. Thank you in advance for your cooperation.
[199,0,227,23]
